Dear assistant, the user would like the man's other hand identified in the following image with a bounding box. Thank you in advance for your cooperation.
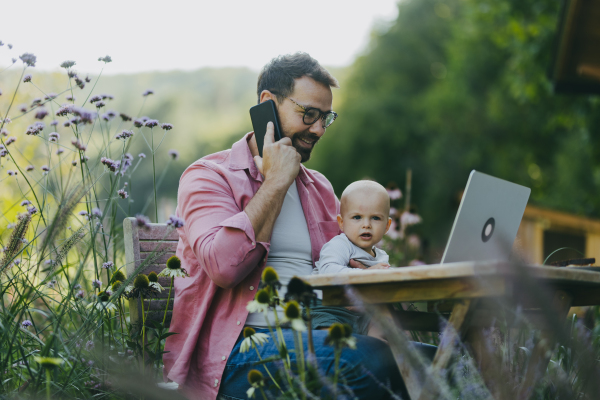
[253,122,300,189]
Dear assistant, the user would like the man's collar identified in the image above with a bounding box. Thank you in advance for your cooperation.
[229,132,313,184]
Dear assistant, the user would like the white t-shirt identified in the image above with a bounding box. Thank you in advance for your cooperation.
[245,180,314,328]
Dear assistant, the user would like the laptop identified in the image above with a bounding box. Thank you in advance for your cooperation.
[440,170,531,264]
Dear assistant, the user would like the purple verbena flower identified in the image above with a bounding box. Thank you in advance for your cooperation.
[92,279,102,289]
[44,93,57,101]
[71,106,96,124]
[168,149,179,160]
[92,208,102,218]
[89,95,102,103]
[144,119,159,128]
[25,122,44,136]
[56,148,64,155]
[117,189,128,199]
[86,340,95,350]
[50,120,58,126]
[71,139,87,151]
[27,206,37,214]
[138,153,146,159]
[7,170,17,176]
[101,94,114,100]
[41,165,49,172]
[76,290,85,299]
[19,53,37,67]
[160,123,173,131]
[2,117,11,124]
[95,101,105,109]
[98,55,112,63]
[23,75,32,83]
[102,261,114,269]
[85,75,91,83]
[26,165,34,171]
[60,60,76,69]
[35,108,48,120]
[119,113,131,121]
[115,130,134,140]
[21,320,33,329]
[135,214,151,230]
[79,210,88,217]
[72,160,77,166]
[49,132,60,142]
[133,119,145,128]
[142,89,154,96]
[66,94,75,101]
[31,98,42,106]
[19,104,27,113]
[74,77,85,89]
[1,128,8,136]
[4,137,15,146]
[166,215,185,228]
[56,104,74,117]
[21,200,32,206]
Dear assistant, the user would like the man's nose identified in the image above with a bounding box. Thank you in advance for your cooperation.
[308,118,326,137]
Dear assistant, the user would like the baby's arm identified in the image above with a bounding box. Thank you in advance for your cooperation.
[315,236,355,274]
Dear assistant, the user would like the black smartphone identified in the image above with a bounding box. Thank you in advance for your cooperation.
[249,100,283,157]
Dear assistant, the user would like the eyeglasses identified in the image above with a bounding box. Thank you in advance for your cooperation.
[270,91,338,128]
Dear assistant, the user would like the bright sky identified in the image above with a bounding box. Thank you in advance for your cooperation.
[2,0,399,75]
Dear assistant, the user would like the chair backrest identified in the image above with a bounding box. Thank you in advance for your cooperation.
[123,217,179,328]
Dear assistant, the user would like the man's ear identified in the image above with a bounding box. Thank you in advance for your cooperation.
[385,217,392,233]
[337,214,344,231]
[259,90,276,104]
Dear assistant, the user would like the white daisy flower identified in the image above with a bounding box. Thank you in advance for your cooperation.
[281,300,306,332]
[239,327,270,353]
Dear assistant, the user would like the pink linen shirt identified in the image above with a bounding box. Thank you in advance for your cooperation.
[163,132,341,400]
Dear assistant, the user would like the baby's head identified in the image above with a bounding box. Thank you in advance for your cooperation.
[338,180,392,253]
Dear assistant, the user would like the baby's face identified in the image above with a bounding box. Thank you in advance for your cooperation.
[337,191,392,253]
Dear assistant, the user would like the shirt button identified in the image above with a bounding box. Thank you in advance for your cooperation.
[262,257,266,263]
[214,378,219,387]
[251,242,255,246]
[221,356,226,361]
[250,286,254,291]
[237,321,241,325]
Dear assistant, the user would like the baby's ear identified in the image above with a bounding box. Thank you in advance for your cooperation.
[385,217,392,233]
[337,214,343,231]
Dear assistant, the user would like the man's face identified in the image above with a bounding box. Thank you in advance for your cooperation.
[275,76,333,163]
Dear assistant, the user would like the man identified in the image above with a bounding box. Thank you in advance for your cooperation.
[163,53,422,400]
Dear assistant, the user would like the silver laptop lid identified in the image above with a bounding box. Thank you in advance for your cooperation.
[440,170,531,264]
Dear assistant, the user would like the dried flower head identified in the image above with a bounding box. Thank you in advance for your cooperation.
[134,214,151,230]
[20,53,37,67]
[119,113,131,121]
[23,75,32,83]
[166,215,184,228]
[144,119,159,128]
[168,149,179,160]
[160,123,173,131]
[60,60,76,69]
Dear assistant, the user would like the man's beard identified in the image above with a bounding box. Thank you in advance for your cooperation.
[289,131,320,163]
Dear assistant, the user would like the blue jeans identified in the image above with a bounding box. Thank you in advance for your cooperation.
[218,328,437,400]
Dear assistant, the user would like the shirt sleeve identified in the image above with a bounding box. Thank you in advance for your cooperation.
[178,162,268,289]
[314,235,356,274]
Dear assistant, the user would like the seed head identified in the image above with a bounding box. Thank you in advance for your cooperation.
[133,274,149,289]
[255,289,270,304]
[328,323,344,341]
[243,327,256,338]
[247,369,264,385]
[111,281,122,291]
[148,272,158,282]
[166,255,181,270]
[97,291,110,302]
[111,270,126,283]
[284,301,300,319]
[261,267,279,286]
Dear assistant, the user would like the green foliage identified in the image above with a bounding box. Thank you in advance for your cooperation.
[308,0,600,253]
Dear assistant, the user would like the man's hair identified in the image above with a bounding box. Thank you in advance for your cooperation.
[257,52,339,103]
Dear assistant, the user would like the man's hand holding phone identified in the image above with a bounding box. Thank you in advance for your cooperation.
[253,122,300,190]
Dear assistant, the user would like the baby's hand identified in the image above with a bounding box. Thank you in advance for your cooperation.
[369,263,390,270]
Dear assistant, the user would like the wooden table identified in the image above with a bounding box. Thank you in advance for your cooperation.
[301,261,600,400]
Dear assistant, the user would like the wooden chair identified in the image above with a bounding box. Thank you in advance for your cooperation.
[123,217,179,328]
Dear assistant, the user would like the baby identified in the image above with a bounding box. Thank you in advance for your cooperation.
[311,180,393,340]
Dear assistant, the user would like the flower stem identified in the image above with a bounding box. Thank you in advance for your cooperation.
[252,343,283,392]
[306,307,315,356]
[151,129,158,222]
[141,296,146,373]
[45,368,51,400]
[162,277,173,325]
[332,345,341,397]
